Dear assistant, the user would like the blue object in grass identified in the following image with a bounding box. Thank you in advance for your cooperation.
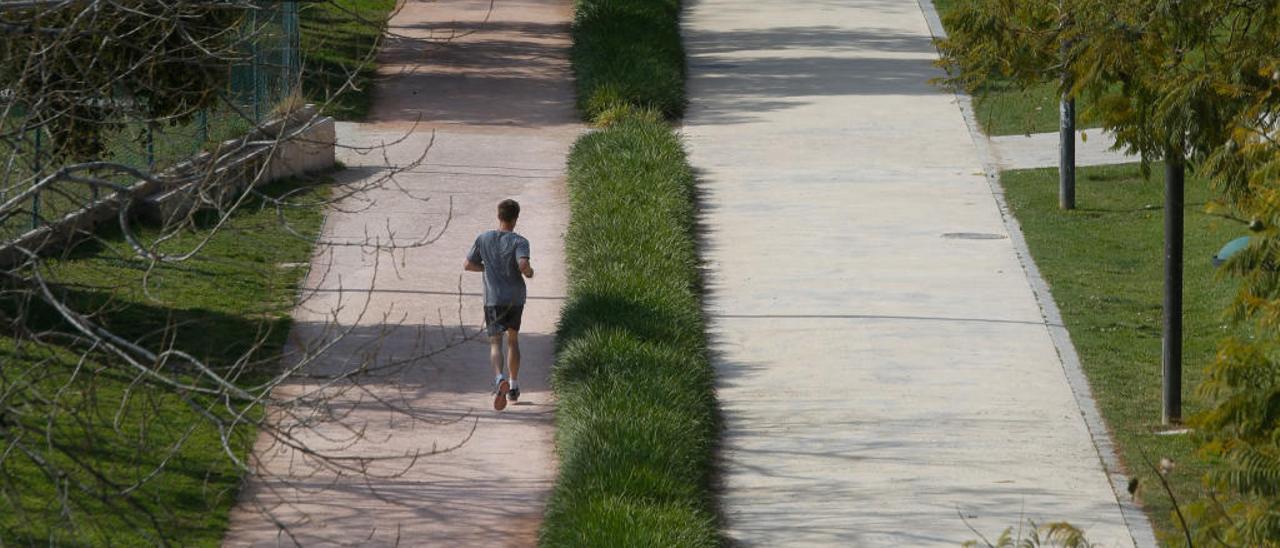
[1212,236,1251,268]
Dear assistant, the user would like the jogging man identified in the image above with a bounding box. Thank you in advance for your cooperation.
[463,199,534,410]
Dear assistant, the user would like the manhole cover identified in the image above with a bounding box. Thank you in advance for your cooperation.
[942,232,1007,240]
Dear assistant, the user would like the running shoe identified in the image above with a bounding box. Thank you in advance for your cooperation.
[493,379,510,411]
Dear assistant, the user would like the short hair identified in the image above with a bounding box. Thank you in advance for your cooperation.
[498,199,520,223]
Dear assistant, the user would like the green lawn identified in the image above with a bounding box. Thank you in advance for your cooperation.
[0,177,329,545]
[1001,163,1240,544]
[969,79,1082,136]
[300,0,397,120]
[0,5,384,538]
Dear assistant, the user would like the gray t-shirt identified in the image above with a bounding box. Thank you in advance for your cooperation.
[466,230,530,306]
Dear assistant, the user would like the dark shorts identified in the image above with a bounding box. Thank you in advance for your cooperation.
[484,305,524,336]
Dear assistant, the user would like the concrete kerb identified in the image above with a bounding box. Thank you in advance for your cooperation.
[914,2,1160,546]
[145,105,336,223]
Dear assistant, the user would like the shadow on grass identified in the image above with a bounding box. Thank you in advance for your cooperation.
[0,287,279,545]
[0,176,326,545]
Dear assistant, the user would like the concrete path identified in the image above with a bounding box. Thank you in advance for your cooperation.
[683,0,1145,545]
[224,0,578,545]
[991,130,1138,171]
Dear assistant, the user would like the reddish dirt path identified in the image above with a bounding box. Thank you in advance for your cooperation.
[224,0,578,545]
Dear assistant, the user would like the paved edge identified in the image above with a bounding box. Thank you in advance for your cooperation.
[915,2,1160,546]
[990,131,1139,171]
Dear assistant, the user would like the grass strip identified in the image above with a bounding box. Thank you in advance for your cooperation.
[570,0,686,121]
[0,178,329,545]
[300,0,397,120]
[1001,163,1238,543]
[539,112,719,546]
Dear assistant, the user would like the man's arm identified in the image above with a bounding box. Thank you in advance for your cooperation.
[464,241,483,272]
[516,238,533,278]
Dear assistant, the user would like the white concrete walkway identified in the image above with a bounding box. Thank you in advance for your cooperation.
[224,0,578,544]
[683,0,1148,545]
[991,130,1138,171]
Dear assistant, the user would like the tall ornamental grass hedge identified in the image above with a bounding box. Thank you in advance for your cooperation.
[570,0,686,121]
[540,112,719,546]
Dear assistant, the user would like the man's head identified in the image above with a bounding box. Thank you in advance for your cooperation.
[498,199,520,227]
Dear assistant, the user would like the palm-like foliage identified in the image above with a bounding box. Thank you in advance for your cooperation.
[964,520,1094,548]
[938,0,1280,544]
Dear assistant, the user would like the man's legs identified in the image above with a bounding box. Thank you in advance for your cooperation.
[489,334,505,380]
[485,305,522,409]
[506,330,521,387]
[489,331,511,411]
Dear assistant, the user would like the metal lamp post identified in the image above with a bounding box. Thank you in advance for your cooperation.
[1163,152,1185,425]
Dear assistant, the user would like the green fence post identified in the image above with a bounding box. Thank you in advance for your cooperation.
[146,125,155,169]
[281,3,289,96]
[31,128,41,230]
[286,1,299,97]
[251,6,261,122]
[199,109,209,145]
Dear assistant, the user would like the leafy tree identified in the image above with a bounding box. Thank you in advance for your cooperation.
[937,0,1231,163]
[938,0,1280,544]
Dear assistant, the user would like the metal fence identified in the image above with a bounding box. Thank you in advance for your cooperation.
[235,1,303,124]
[1,1,302,240]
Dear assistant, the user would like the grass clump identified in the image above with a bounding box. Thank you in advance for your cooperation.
[1001,163,1238,543]
[570,0,686,122]
[0,178,329,545]
[539,113,719,546]
[300,0,397,120]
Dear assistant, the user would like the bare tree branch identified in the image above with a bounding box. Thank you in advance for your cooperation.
[0,1,476,543]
